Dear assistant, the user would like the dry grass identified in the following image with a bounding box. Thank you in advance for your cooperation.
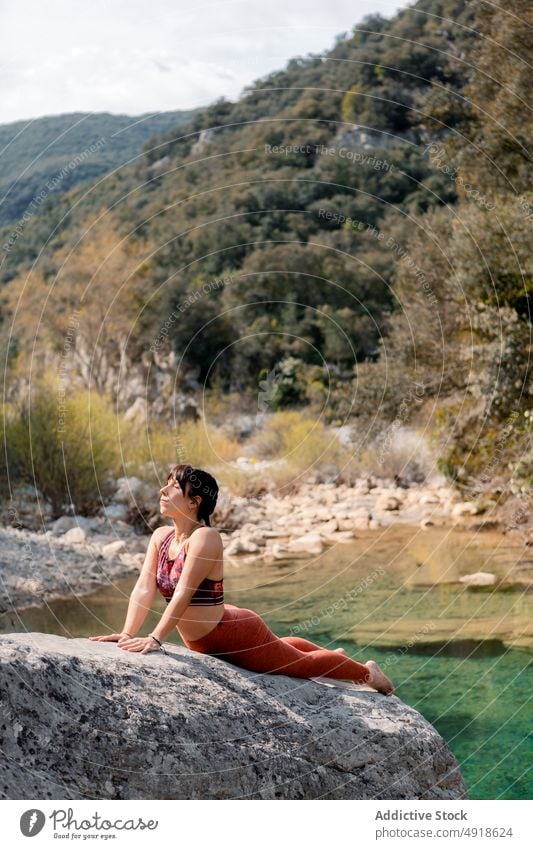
[122,417,242,487]
[232,410,367,494]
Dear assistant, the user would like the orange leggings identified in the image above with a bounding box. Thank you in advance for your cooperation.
[182,604,370,683]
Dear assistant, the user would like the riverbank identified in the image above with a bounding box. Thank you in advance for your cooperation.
[220,477,532,560]
[0,524,142,613]
[0,476,531,613]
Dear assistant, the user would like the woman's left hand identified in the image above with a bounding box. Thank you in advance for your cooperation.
[118,636,161,654]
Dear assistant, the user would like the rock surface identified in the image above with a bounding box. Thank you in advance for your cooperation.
[0,633,467,801]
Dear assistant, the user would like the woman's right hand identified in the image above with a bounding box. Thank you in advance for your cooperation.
[89,632,132,644]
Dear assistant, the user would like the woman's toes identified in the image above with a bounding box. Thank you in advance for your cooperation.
[365,660,395,695]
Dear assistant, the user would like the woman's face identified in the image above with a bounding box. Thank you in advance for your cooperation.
[159,475,196,519]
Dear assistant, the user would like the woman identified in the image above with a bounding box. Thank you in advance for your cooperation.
[90,463,395,695]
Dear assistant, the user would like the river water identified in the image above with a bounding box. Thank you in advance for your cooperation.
[2,524,531,799]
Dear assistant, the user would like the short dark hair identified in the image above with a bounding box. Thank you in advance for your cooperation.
[166,463,219,526]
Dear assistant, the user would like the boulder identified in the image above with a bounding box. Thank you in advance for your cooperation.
[61,527,86,545]
[101,504,130,522]
[459,572,497,587]
[352,506,372,517]
[298,507,333,523]
[263,543,291,559]
[287,533,325,554]
[0,634,467,800]
[375,494,402,511]
[49,515,101,536]
[118,552,144,568]
[337,509,371,531]
[452,501,484,517]
[49,515,77,534]
[323,530,355,544]
[102,539,127,558]
[114,476,154,509]
[353,516,371,530]
[468,519,504,532]
[419,494,440,505]
[314,518,339,534]
[224,537,261,556]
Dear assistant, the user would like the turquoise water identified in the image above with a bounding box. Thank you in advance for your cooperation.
[341,644,532,799]
[2,525,532,799]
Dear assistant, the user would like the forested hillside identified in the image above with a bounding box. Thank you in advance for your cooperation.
[1,0,531,505]
[0,109,197,227]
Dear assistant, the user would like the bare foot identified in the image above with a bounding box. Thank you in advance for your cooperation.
[363,660,395,696]
[335,647,348,656]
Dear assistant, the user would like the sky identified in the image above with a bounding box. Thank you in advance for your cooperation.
[1,0,411,125]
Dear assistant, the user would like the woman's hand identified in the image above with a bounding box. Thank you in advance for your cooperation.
[118,636,162,654]
[89,632,132,645]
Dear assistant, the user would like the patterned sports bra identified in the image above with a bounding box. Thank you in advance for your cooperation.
[156,529,224,606]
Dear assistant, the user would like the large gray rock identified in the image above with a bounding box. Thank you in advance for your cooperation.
[0,633,467,800]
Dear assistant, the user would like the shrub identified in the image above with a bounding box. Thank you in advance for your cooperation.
[248,410,358,491]
[366,425,436,483]
[120,416,241,491]
[2,385,122,517]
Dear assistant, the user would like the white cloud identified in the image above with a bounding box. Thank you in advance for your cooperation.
[0,0,409,123]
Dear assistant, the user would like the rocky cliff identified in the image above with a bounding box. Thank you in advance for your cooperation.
[0,633,467,800]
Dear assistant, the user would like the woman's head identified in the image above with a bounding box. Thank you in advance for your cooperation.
[159,463,219,526]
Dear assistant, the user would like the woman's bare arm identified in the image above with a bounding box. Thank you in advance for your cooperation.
[120,583,157,637]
